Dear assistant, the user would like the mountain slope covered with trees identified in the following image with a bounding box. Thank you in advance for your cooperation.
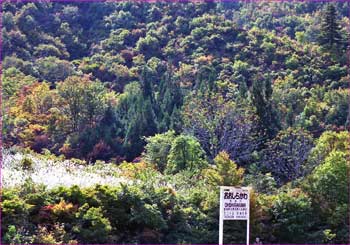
[1,1,350,244]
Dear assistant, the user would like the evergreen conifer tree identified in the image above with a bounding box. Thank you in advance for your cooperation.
[251,74,280,139]
[157,66,183,132]
[319,4,343,50]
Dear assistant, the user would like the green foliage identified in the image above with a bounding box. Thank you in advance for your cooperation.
[251,74,280,139]
[136,35,160,59]
[307,151,348,205]
[157,69,183,132]
[144,130,176,172]
[3,68,36,101]
[305,150,349,243]
[4,1,348,163]
[203,151,244,187]
[166,135,207,174]
[272,76,307,127]
[307,131,349,172]
[132,203,167,231]
[270,189,313,243]
[296,87,349,133]
[34,223,76,244]
[319,4,343,51]
[34,44,69,59]
[36,56,74,83]
[323,229,336,243]
[20,156,34,170]
[57,76,108,131]
[2,2,350,243]
[74,205,112,243]
[1,196,32,237]
[3,225,26,244]
[244,165,277,194]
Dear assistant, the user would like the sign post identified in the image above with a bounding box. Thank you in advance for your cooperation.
[219,186,250,245]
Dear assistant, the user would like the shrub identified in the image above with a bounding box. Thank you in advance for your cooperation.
[144,130,175,172]
[3,225,26,244]
[202,151,244,187]
[34,223,76,244]
[52,200,78,223]
[166,135,207,174]
[270,188,313,243]
[73,204,112,243]
[20,156,34,170]
[1,198,32,235]
[88,140,112,162]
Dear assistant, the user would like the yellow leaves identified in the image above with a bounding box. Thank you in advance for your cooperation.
[28,124,47,134]
[35,223,73,244]
[19,82,56,115]
[52,200,76,216]
[202,151,245,187]
[195,55,214,65]
[18,124,48,148]
[202,168,222,187]
[1,198,34,214]
[104,91,119,107]
[289,188,307,198]
[247,188,262,224]
[119,161,155,179]
[10,82,57,125]
[132,54,145,66]
[35,230,57,244]
[318,101,328,111]
[110,63,130,78]
[176,63,195,88]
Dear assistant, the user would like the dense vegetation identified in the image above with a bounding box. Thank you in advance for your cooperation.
[2,1,349,244]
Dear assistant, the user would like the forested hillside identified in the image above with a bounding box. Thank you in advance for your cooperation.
[2,1,350,244]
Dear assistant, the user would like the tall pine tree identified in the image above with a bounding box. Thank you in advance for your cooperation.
[251,73,280,139]
[319,4,343,51]
[157,65,183,132]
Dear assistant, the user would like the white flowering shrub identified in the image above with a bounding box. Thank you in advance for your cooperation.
[2,149,128,189]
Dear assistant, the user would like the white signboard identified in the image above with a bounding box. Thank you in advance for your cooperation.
[222,187,249,220]
[219,186,250,245]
